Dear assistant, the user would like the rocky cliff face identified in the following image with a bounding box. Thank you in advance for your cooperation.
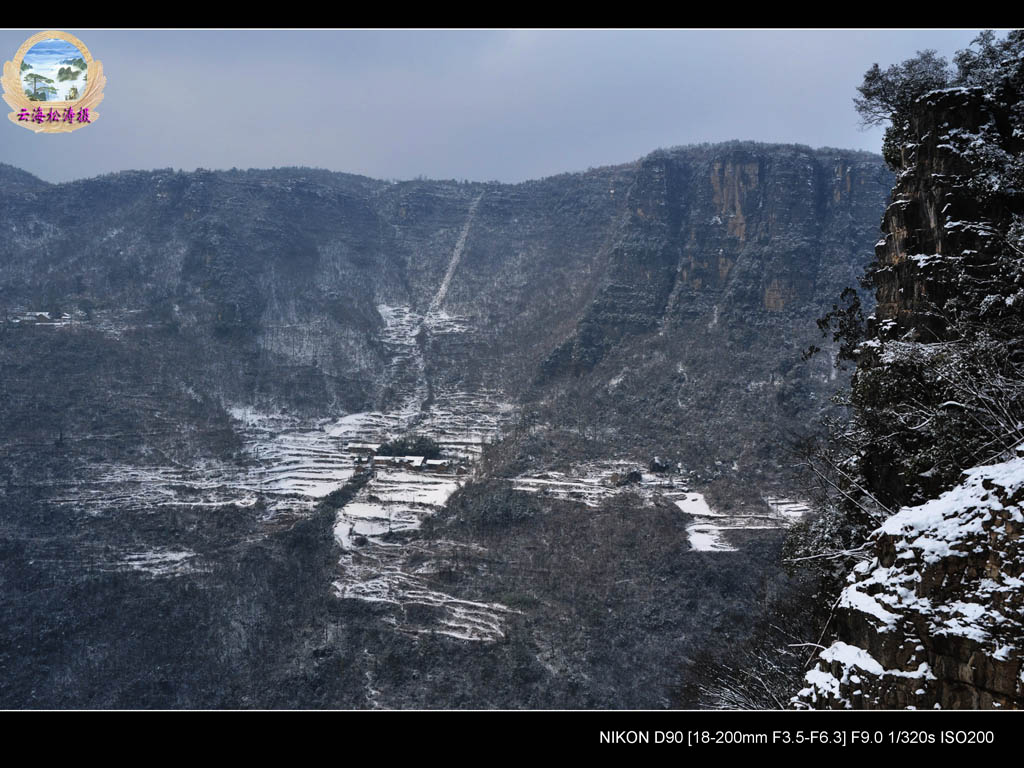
[526,145,890,484]
[872,87,1024,343]
[542,145,887,375]
[798,86,1024,711]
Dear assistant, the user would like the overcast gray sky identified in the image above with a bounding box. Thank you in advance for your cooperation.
[0,29,987,184]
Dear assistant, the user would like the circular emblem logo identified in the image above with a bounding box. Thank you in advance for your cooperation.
[2,30,105,133]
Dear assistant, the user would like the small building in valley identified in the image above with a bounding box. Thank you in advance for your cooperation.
[346,442,381,455]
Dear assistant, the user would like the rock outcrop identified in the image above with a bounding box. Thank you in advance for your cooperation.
[872,87,1024,343]
[799,459,1024,709]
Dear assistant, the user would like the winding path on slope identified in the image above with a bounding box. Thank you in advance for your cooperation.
[429,192,484,315]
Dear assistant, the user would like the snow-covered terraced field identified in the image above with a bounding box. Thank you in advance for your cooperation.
[61,377,517,526]
[33,300,516,643]
[104,548,203,578]
[333,469,462,548]
[334,538,518,642]
[326,386,514,642]
[322,408,513,642]
[15,292,810,645]
[674,492,810,552]
[511,460,671,507]
[512,462,811,553]
[316,229,523,644]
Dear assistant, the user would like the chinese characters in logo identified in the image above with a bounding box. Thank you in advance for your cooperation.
[17,106,90,124]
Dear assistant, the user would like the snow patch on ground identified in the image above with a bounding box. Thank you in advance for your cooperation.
[107,548,201,578]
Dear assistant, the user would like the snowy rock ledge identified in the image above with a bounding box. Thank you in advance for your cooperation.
[796,458,1024,709]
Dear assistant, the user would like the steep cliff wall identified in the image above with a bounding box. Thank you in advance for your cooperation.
[872,87,1023,342]
[798,85,1024,711]
[541,144,888,377]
